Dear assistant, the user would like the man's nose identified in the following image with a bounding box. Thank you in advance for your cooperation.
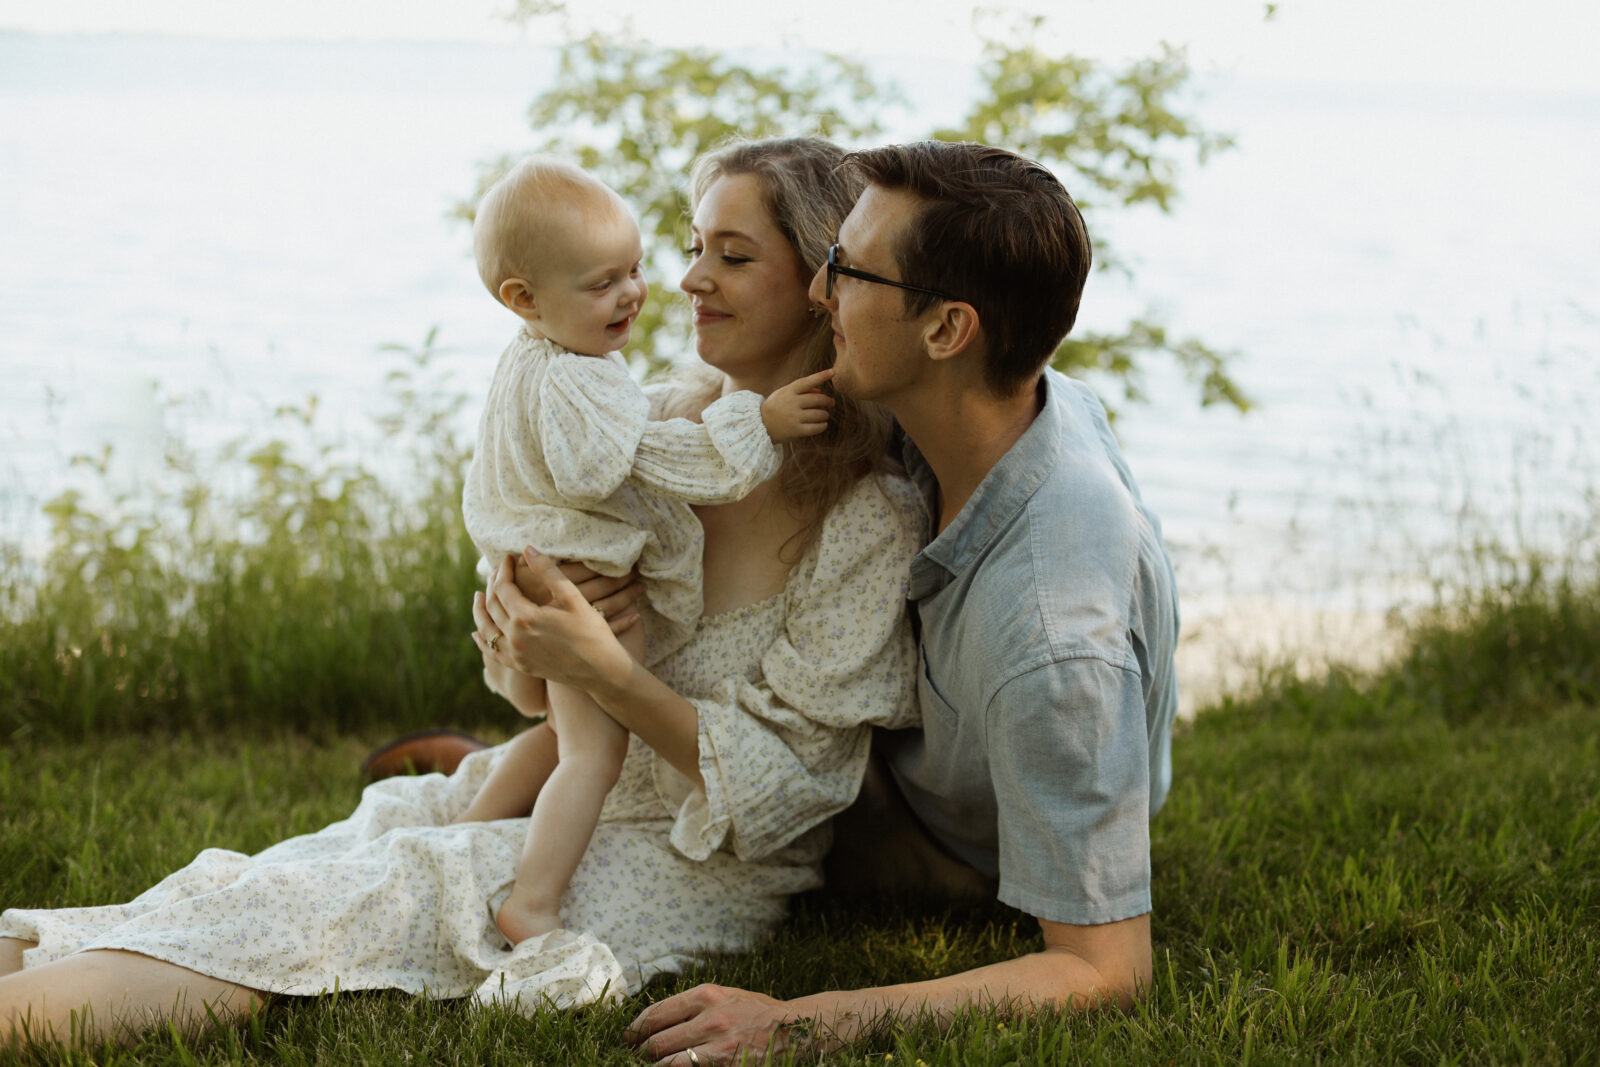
[806,263,833,309]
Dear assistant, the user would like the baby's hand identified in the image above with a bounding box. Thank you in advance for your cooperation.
[760,368,835,442]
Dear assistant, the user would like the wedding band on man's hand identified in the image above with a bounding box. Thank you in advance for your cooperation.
[685,1049,701,1066]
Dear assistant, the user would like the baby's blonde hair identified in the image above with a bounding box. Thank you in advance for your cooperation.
[472,156,627,305]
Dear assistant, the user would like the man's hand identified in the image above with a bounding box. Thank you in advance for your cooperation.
[760,368,835,443]
[625,984,820,1066]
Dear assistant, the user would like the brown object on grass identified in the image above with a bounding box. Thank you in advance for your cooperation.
[360,729,490,782]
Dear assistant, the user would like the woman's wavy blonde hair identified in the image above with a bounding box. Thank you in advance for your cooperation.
[684,136,898,559]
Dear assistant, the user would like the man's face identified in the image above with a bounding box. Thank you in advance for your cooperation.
[807,185,931,406]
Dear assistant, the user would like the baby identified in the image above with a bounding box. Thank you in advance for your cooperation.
[455,157,832,945]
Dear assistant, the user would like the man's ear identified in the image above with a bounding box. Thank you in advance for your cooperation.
[499,278,540,320]
[923,301,981,363]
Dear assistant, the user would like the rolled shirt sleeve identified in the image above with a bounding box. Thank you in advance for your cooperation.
[986,658,1153,925]
[656,474,923,863]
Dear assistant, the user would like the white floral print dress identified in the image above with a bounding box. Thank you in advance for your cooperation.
[1,473,924,1013]
[463,330,783,663]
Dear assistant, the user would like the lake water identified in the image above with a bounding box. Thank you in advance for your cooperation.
[4,34,1598,706]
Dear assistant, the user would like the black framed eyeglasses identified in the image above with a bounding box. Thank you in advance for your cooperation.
[825,243,957,302]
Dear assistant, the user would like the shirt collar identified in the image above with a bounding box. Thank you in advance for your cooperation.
[904,374,1063,600]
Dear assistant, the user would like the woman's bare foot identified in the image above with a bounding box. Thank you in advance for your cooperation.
[494,887,561,946]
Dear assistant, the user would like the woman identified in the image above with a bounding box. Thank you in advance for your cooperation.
[0,137,923,1044]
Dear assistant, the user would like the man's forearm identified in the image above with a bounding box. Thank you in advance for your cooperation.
[783,936,1147,1047]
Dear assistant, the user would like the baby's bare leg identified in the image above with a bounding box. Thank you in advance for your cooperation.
[454,722,558,824]
[495,628,640,944]
[0,948,264,1046]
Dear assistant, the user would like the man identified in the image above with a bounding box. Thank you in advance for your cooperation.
[625,140,1180,1065]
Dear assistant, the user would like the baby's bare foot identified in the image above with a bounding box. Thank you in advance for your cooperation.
[495,892,561,946]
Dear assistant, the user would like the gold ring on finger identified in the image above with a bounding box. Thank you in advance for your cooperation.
[488,632,502,653]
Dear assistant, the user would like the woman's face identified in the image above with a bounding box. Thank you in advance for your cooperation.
[681,174,817,393]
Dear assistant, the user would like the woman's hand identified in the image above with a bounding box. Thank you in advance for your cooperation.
[472,549,640,695]
[476,549,703,786]
[543,558,646,624]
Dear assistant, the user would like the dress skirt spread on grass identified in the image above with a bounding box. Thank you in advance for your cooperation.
[0,476,922,1013]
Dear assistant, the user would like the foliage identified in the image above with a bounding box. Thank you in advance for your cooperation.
[5,565,1599,1062]
[468,3,1247,412]
[0,332,498,741]
[1392,561,1600,723]
[937,14,1245,411]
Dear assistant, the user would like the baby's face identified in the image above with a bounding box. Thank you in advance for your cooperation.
[530,205,649,356]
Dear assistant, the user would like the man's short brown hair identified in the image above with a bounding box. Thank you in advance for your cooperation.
[843,141,1091,395]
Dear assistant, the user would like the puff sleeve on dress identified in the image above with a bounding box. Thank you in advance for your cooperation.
[653,472,926,863]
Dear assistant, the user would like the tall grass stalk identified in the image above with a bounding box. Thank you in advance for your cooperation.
[1,334,497,740]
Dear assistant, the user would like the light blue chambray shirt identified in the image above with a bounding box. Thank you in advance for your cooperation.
[880,369,1180,926]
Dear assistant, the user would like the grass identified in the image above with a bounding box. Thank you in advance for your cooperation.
[0,338,503,742]
[4,570,1598,1064]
